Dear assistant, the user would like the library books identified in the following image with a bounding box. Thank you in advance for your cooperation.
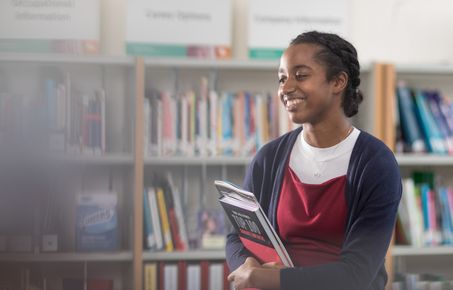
[144,261,230,290]
[396,172,453,247]
[143,174,189,252]
[143,84,292,158]
[214,180,293,267]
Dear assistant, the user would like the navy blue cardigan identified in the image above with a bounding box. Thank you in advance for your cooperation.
[225,127,402,290]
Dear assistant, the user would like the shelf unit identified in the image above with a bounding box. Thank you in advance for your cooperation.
[391,63,453,281]
[137,57,389,290]
[2,53,432,290]
[0,53,137,290]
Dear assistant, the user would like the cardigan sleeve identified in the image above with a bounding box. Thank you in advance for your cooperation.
[225,153,260,271]
[280,144,402,290]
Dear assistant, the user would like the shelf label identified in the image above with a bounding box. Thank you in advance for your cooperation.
[0,0,100,54]
[248,0,348,59]
[126,0,231,59]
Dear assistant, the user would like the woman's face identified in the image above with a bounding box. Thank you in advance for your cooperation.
[278,43,343,125]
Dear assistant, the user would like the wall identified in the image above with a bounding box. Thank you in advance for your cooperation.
[101,0,453,65]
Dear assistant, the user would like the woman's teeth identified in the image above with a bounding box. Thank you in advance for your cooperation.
[286,98,303,109]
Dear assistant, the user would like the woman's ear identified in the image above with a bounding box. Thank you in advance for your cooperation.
[332,72,348,95]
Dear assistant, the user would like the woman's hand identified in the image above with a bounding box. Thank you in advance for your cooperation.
[227,257,261,289]
[228,257,283,290]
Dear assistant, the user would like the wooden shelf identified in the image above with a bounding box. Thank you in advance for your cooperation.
[393,246,453,257]
[0,251,133,262]
[144,156,251,166]
[395,153,453,166]
[143,250,225,261]
[395,63,453,74]
[49,153,134,165]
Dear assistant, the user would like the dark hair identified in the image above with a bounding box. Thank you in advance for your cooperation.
[290,31,363,117]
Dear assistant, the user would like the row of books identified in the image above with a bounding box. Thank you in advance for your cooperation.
[397,171,453,247]
[143,78,295,157]
[45,76,106,155]
[143,174,227,252]
[0,75,107,155]
[143,174,188,252]
[396,82,453,154]
[393,273,453,290]
[144,261,232,290]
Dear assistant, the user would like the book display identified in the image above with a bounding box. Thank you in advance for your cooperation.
[0,54,135,290]
[392,64,453,285]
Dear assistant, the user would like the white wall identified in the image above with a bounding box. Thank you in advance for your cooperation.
[102,0,453,64]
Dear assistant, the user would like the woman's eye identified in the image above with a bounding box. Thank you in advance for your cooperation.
[278,77,286,84]
[295,74,307,80]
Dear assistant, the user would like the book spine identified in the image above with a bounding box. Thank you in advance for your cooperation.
[143,189,156,250]
[156,187,174,252]
[396,83,426,152]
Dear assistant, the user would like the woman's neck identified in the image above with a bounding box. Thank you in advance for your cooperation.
[302,122,353,148]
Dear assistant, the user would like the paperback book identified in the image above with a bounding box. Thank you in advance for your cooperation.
[214,180,293,267]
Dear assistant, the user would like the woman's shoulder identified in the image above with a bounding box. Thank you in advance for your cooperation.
[352,130,399,169]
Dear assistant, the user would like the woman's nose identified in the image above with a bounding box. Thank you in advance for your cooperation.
[281,78,296,95]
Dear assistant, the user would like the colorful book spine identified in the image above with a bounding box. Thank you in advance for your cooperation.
[156,187,174,252]
[396,83,426,153]
[413,89,447,154]
[143,188,156,250]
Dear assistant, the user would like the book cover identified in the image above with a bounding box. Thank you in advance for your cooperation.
[197,208,226,249]
[214,180,293,267]
[75,192,118,252]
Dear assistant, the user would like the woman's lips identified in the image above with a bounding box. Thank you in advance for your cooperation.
[285,97,305,111]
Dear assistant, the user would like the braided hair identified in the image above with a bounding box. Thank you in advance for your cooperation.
[290,31,363,117]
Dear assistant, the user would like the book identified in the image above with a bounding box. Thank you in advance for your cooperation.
[396,82,426,153]
[413,89,447,154]
[214,180,293,267]
[197,208,226,249]
[156,187,174,252]
[144,263,158,290]
[75,192,118,251]
[143,188,157,250]
[147,188,164,250]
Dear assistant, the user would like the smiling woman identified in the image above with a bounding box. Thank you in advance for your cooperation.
[225,31,402,290]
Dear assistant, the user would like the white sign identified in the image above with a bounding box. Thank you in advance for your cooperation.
[248,0,348,59]
[126,0,231,58]
[0,0,100,54]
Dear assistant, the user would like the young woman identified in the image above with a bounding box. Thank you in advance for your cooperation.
[226,31,402,290]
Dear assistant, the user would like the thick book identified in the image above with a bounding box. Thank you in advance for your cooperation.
[214,180,293,267]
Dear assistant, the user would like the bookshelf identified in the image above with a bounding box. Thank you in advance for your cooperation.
[392,63,453,283]
[0,54,401,290]
[0,53,136,290]
[139,57,393,290]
